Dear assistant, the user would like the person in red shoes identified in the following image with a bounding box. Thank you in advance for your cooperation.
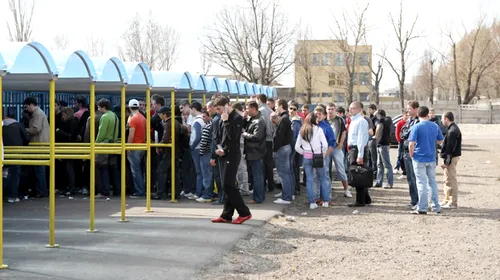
[211,96,252,225]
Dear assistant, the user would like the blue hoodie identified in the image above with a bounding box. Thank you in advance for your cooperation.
[319,119,336,150]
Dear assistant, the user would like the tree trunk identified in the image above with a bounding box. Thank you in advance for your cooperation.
[429,60,434,106]
[399,81,405,114]
[375,87,380,105]
[452,44,462,105]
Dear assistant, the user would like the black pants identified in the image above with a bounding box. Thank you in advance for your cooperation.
[220,152,251,220]
[293,152,302,193]
[263,141,275,191]
[180,149,195,194]
[348,147,371,205]
[157,151,180,198]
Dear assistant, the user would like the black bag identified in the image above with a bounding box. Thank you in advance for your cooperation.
[309,142,324,168]
[348,165,373,188]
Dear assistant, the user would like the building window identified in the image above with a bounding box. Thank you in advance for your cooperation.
[328,73,344,86]
[359,72,371,86]
[328,73,335,86]
[358,53,369,66]
[310,53,320,66]
[322,92,333,97]
[334,53,345,66]
[322,53,332,66]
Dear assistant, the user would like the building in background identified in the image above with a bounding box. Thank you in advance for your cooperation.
[294,40,372,105]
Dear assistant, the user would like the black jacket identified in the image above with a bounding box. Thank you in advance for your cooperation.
[441,122,462,158]
[56,117,79,142]
[2,118,30,146]
[215,110,243,158]
[151,113,164,141]
[273,112,293,152]
[243,112,266,160]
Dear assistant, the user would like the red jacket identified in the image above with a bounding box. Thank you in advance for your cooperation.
[395,119,406,143]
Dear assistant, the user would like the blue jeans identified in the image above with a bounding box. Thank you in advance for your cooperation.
[200,153,213,199]
[6,166,21,199]
[403,152,418,205]
[376,145,394,186]
[274,145,294,201]
[313,153,331,200]
[191,149,203,197]
[248,159,265,203]
[34,166,48,196]
[412,160,440,212]
[304,158,330,204]
[127,150,145,196]
[331,148,347,181]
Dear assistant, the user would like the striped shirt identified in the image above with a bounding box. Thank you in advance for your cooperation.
[200,120,213,155]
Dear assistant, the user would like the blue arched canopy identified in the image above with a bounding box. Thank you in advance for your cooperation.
[193,74,208,93]
[152,71,193,92]
[229,80,240,95]
[206,76,220,93]
[216,78,230,94]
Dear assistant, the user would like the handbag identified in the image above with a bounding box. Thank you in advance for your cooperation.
[348,164,373,188]
[309,142,324,168]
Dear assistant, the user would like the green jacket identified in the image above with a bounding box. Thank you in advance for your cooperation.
[96,111,118,143]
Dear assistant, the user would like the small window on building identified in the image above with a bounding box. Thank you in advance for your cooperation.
[334,53,345,66]
[358,53,369,66]
[322,53,332,66]
[359,72,371,86]
[310,53,320,66]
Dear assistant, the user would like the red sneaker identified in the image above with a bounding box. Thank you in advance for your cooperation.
[232,214,252,225]
[211,217,232,223]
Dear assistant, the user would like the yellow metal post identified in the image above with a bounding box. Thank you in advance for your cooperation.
[171,91,177,202]
[46,79,59,248]
[245,97,248,103]
[87,83,98,233]
[188,92,192,103]
[145,87,153,213]
[236,96,239,102]
[202,94,206,107]
[119,85,128,223]
[0,75,8,269]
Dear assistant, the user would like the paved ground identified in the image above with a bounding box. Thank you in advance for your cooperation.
[0,194,286,279]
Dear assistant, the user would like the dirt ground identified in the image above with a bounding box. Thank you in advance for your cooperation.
[197,124,500,280]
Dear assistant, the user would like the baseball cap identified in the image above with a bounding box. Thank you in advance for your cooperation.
[158,106,171,114]
[128,99,139,108]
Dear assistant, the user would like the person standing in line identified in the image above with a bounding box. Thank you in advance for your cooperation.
[150,94,165,193]
[256,94,275,192]
[440,112,462,209]
[231,102,250,196]
[127,99,147,198]
[394,112,408,179]
[209,97,225,205]
[267,98,275,111]
[211,97,252,225]
[23,97,50,198]
[313,105,335,203]
[401,101,420,209]
[288,100,303,195]
[242,100,267,204]
[271,99,295,205]
[188,101,205,200]
[346,102,371,207]
[373,109,394,189]
[367,104,379,176]
[197,108,216,202]
[294,113,330,210]
[327,103,352,198]
[408,106,444,215]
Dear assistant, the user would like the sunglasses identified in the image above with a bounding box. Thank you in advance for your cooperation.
[289,107,297,111]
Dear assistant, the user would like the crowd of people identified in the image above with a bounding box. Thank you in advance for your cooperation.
[2,93,462,219]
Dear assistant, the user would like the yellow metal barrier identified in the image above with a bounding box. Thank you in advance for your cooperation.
[46,79,59,248]
[87,82,97,233]
[188,92,192,103]
[119,86,128,223]
[0,75,8,269]
[4,154,90,160]
[145,88,152,213]
[202,93,206,107]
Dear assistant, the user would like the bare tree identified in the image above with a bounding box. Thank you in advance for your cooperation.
[384,1,420,113]
[412,50,437,104]
[294,26,314,105]
[7,0,35,42]
[85,34,106,57]
[199,46,213,75]
[53,34,69,50]
[331,3,369,105]
[371,60,384,105]
[201,0,296,85]
[120,12,180,70]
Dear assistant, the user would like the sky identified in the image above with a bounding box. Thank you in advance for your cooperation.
[0,0,499,91]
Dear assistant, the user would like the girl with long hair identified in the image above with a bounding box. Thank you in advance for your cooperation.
[295,113,330,209]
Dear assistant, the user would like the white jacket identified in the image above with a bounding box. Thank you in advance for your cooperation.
[295,125,328,155]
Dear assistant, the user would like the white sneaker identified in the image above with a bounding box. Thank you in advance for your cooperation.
[7,198,20,203]
[183,192,194,198]
[411,205,418,211]
[188,194,199,200]
[82,189,89,195]
[292,195,295,201]
[322,202,329,208]
[344,190,353,198]
[273,198,292,205]
[196,197,212,203]
[180,191,186,196]
[397,175,407,180]
[383,184,393,189]
[309,203,318,210]
[441,203,457,209]
[393,168,400,174]
[273,192,283,198]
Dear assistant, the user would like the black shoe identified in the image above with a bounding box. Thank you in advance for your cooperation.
[35,194,48,199]
[412,210,427,215]
[373,184,382,188]
[348,203,366,207]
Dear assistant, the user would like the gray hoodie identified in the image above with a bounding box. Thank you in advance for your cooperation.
[258,103,274,142]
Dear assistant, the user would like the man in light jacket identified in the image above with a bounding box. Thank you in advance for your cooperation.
[256,94,275,192]
[23,97,50,198]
